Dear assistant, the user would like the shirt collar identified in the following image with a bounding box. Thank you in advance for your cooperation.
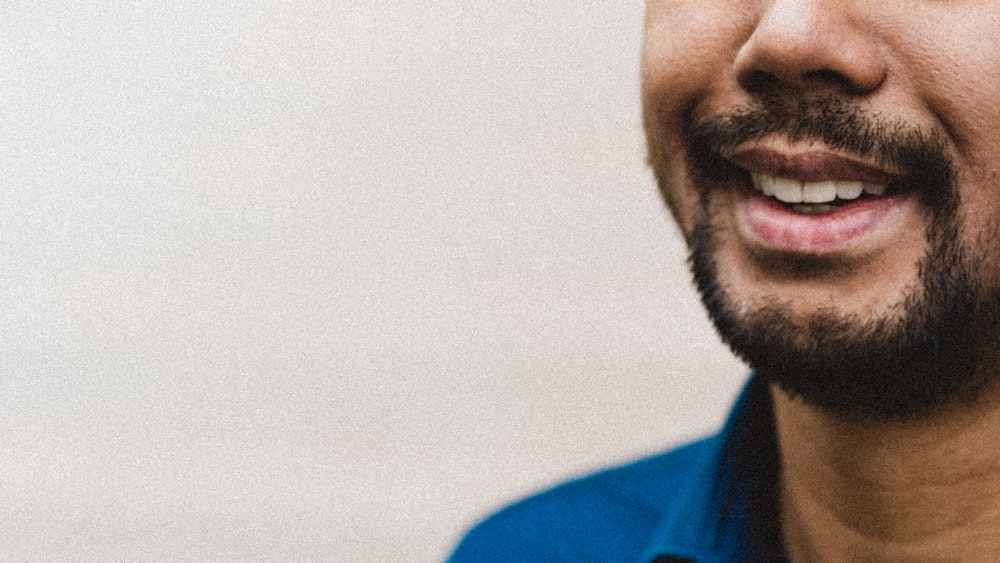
[640,376,786,563]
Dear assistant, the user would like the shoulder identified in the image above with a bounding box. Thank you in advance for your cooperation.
[448,437,717,563]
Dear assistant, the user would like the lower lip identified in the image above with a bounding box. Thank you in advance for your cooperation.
[736,188,911,254]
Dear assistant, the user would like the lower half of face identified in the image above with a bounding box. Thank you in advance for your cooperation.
[647,102,1000,420]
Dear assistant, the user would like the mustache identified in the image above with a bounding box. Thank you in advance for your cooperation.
[682,97,955,207]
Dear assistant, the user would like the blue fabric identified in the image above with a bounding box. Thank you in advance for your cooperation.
[448,376,786,562]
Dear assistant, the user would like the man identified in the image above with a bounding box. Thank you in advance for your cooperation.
[451,1,1000,560]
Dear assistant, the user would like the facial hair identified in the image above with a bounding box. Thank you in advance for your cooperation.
[676,97,1000,420]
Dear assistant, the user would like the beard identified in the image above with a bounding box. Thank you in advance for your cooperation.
[670,97,1000,420]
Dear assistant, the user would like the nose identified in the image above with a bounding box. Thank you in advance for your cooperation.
[734,0,887,96]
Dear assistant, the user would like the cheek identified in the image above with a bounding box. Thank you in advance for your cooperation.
[914,37,1000,290]
[876,9,1000,290]
[642,1,755,238]
[642,2,754,115]
[643,110,698,237]
[959,182,1000,291]
[893,10,1000,158]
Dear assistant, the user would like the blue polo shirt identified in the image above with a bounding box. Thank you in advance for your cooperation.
[448,376,787,562]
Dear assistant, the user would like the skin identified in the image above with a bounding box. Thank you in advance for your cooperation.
[643,0,1000,559]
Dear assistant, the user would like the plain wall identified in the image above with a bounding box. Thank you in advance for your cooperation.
[1,3,747,561]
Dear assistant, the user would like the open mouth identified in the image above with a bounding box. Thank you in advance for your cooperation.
[729,163,915,254]
[750,172,893,215]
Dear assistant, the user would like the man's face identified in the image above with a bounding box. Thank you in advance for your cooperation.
[642,0,1000,418]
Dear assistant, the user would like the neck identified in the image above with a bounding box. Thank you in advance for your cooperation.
[773,382,1000,562]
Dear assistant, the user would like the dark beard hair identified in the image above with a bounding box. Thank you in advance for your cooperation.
[682,98,1000,420]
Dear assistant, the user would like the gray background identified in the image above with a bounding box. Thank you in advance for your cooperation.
[1,3,747,561]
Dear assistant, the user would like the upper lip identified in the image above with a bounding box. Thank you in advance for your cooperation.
[725,146,904,185]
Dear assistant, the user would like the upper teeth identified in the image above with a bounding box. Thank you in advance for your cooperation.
[751,173,887,204]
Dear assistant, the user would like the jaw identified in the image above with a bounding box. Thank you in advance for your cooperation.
[689,199,990,420]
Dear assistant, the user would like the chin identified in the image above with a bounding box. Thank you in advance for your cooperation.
[687,214,1000,421]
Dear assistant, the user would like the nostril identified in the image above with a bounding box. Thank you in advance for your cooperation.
[740,67,866,96]
[802,69,854,89]
[740,69,780,93]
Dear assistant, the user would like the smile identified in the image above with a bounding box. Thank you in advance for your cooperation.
[751,173,887,204]
[749,173,890,215]
[725,146,918,254]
